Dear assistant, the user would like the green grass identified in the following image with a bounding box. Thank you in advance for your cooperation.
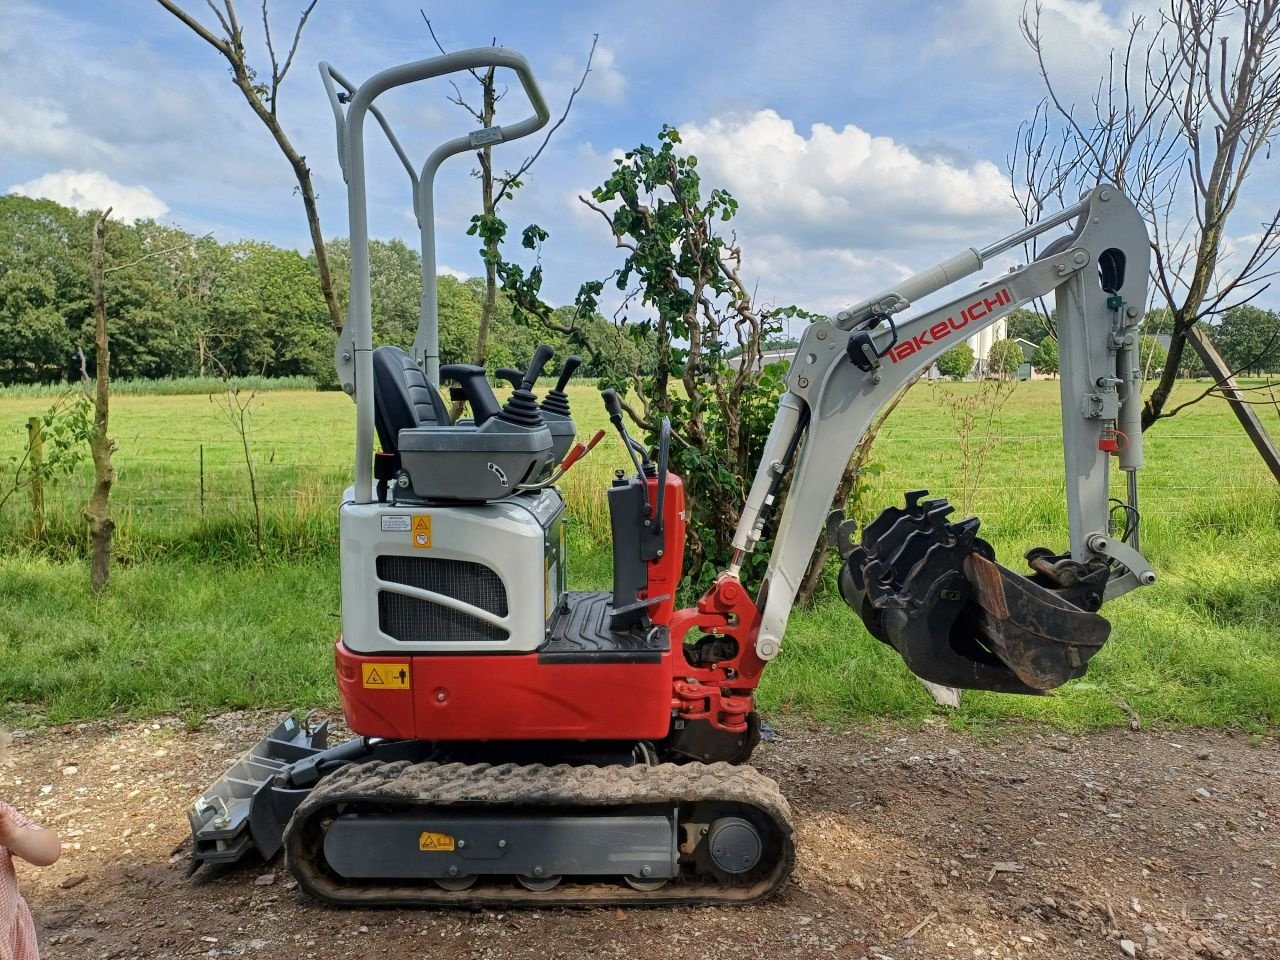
[0,379,1277,730]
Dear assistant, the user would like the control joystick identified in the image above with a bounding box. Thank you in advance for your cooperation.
[539,355,580,418]
[497,344,554,428]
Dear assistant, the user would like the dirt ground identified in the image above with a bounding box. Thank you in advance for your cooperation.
[3,711,1276,960]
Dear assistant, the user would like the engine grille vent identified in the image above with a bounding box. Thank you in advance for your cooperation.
[377,592,508,644]
[376,556,508,616]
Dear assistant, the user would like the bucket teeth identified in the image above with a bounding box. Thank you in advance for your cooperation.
[838,491,1112,694]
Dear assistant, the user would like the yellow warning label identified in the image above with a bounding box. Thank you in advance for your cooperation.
[412,514,432,549]
[362,662,410,690]
[419,831,455,852]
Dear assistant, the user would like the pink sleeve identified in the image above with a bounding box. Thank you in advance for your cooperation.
[0,801,39,831]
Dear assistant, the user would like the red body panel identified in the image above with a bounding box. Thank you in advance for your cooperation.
[336,467,762,744]
[336,640,673,741]
[641,472,686,625]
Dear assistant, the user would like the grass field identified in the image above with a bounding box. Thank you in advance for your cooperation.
[1,379,1277,731]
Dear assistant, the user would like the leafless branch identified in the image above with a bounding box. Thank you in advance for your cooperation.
[494,35,599,205]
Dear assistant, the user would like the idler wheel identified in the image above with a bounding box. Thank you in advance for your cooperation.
[707,816,762,875]
[517,873,562,891]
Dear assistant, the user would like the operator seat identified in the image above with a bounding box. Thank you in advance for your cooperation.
[371,345,451,459]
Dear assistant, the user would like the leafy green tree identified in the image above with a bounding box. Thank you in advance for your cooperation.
[494,126,804,591]
[0,268,70,383]
[321,238,427,351]
[210,241,331,378]
[1031,337,1059,376]
[986,339,1025,379]
[1139,335,1168,376]
[1213,306,1280,376]
[936,342,975,380]
[1003,308,1050,345]
[1142,307,1176,335]
[85,222,188,380]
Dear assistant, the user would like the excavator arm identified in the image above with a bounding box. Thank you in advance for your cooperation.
[728,184,1154,692]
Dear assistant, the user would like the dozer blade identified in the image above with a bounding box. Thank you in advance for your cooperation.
[838,491,1112,695]
[188,715,331,865]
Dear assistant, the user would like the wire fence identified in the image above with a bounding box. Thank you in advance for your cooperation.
[5,429,1273,521]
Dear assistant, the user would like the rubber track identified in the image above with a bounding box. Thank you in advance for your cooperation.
[284,759,796,907]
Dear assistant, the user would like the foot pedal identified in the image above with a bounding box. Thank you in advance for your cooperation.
[838,492,1112,694]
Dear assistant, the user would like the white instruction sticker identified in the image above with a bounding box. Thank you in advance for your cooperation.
[380,515,412,532]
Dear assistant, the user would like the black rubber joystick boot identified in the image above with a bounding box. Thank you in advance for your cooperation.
[497,344,554,428]
[539,355,580,418]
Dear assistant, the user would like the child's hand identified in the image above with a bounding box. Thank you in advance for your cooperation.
[0,804,60,866]
[0,804,18,847]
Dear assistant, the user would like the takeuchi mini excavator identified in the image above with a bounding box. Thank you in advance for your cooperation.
[188,48,1156,906]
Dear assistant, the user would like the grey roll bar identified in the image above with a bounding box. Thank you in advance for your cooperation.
[320,50,551,504]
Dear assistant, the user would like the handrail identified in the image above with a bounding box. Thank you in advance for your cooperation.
[319,50,551,504]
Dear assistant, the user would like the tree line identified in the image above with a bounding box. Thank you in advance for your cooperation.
[0,195,653,387]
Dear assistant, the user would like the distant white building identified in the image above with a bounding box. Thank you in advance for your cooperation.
[725,349,795,373]
[967,316,1008,376]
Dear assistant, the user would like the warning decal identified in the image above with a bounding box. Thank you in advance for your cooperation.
[362,662,410,690]
[412,515,432,549]
[418,831,455,852]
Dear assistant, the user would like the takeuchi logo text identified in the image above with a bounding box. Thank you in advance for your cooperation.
[887,287,1013,364]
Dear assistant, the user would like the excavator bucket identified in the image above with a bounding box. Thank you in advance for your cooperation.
[837,491,1112,695]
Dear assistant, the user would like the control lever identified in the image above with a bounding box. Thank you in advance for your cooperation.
[496,345,554,428]
[438,364,502,425]
[602,388,650,516]
[521,344,555,391]
[601,388,650,463]
[653,417,671,535]
[539,355,580,418]
[516,429,606,490]
[495,367,523,390]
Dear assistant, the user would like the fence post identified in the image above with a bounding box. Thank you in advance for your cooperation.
[26,416,44,540]
[199,444,205,517]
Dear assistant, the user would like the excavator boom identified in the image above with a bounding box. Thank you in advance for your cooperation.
[729,184,1154,690]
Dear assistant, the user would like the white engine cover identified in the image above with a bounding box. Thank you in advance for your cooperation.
[339,486,565,654]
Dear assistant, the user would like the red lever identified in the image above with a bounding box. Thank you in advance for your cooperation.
[556,430,607,474]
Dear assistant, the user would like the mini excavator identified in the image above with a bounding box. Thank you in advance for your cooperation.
[188,48,1155,906]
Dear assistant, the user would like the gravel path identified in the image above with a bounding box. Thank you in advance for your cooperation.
[4,711,1275,959]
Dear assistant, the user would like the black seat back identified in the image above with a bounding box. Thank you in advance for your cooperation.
[372,346,450,456]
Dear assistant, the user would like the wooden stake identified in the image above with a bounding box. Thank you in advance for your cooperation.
[26,416,44,540]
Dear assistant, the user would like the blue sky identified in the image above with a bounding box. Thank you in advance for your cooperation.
[3,0,1276,329]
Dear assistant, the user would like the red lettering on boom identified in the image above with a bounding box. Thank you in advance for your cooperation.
[886,287,1011,364]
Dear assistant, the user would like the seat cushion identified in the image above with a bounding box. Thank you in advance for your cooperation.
[372,346,450,455]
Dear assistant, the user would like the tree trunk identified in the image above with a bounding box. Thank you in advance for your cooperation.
[475,68,498,368]
[86,211,116,594]
[449,68,499,423]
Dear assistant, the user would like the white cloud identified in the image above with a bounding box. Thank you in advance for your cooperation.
[930,0,1150,83]
[438,265,472,281]
[680,110,1018,253]
[556,43,626,106]
[0,99,123,165]
[8,170,169,222]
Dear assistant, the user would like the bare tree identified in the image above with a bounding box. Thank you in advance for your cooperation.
[156,0,343,335]
[422,16,596,414]
[1012,0,1280,429]
[83,213,198,592]
[85,211,116,593]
